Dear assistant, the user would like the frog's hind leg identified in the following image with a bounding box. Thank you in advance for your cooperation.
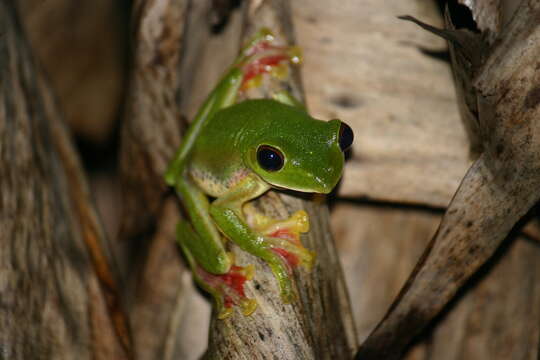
[177,219,256,319]
[175,178,257,319]
[236,28,302,91]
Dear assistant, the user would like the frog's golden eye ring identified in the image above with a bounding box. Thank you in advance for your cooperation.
[257,145,284,172]
[338,122,354,151]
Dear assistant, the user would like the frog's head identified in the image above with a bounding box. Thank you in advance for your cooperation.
[244,104,353,194]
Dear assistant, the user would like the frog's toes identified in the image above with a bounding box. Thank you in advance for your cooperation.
[244,205,309,235]
[195,262,257,319]
[242,204,315,301]
[260,234,315,303]
[268,211,315,271]
[243,202,272,229]
[267,236,316,272]
[245,208,315,271]
[238,210,316,302]
[264,210,310,239]
[238,31,303,91]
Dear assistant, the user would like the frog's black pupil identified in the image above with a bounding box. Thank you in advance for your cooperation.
[339,122,354,151]
[257,146,284,172]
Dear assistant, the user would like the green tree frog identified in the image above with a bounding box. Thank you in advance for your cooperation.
[164,29,353,319]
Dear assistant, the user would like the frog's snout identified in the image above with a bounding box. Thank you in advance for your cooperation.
[313,165,342,194]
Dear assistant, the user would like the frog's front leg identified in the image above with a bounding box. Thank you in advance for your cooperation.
[210,175,315,302]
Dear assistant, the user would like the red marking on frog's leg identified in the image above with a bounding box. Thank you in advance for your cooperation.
[271,248,300,269]
[195,263,256,319]
[266,234,315,272]
[238,36,302,90]
[244,40,274,56]
[269,228,300,243]
[241,53,291,86]
[242,206,315,271]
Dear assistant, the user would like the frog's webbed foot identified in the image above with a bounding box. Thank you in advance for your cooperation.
[177,219,257,319]
[243,203,316,302]
[193,254,257,319]
[236,28,302,91]
[245,203,315,271]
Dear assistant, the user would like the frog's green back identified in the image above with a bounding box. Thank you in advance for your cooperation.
[189,99,344,194]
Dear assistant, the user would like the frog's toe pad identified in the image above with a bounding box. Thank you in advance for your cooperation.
[196,264,257,319]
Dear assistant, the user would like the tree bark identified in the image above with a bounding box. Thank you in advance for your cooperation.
[118,1,211,359]
[0,1,128,358]
[356,2,540,358]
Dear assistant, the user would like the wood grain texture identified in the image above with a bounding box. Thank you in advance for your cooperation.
[119,1,214,359]
[356,1,540,358]
[356,155,540,359]
[119,0,187,244]
[0,1,127,358]
[204,1,357,359]
[331,204,439,345]
[293,0,470,208]
[428,236,540,360]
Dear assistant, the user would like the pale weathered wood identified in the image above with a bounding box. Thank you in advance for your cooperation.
[293,0,469,208]
[428,236,540,360]
[0,1,127,358]
[356,1,540,358]
[331,203,439,344]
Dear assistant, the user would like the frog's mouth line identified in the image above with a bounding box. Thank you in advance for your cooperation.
[271,184,294,192]
[270,183,326,194]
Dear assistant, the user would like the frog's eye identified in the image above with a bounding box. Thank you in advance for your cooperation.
[257,145,284,172]
[338,122,354,151]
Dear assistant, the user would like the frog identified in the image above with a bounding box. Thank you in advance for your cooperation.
[164,28,353,319]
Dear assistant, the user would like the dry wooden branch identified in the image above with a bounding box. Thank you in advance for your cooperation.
[204,1,357,359]
[118,0,215,359]
[119,0,187,243]
[356,2,540,358]
[0,1,127,358]
[428,236,540,359]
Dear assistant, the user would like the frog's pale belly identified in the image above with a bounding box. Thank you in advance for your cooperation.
[188,165,251,198]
